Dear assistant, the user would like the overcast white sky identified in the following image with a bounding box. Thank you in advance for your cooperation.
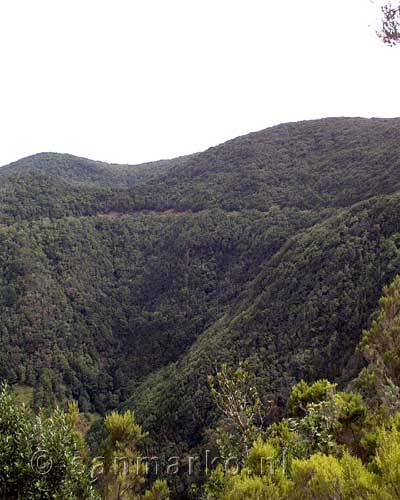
[0,0,399,166]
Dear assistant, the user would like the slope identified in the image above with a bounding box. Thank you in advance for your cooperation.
[0,116,399,437]
[127,192,400,450]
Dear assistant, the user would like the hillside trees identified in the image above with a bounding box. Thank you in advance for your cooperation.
[3,119,400,497]
[205,274,400,499]
[356,274,400,415]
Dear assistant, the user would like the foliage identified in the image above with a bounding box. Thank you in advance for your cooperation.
[290,452,380,500]
[0,383,98,499]
[287,379,336,417]
[98,410,147,500]
[0,385,170,500]
[373,419,400,499]
[379,2,400,46]
[208,362,266,459]
[204,275,400,499]
[3,118,400,497]
[357,275,400,411]
[143,480,170,500]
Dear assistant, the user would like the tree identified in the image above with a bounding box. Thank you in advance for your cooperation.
[379,2,400,45]
[205,438,290,500]
[208,362,267,459]
[374,416,400,499]
[356,275,400,413]
[291,452,379,500]
[0,384,98,499]
[97,410,147,500]
[287,379,336,418]
[96,409,170,500]
[143,480,170,500]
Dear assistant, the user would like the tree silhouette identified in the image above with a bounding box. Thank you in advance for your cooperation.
[379,2,400,45]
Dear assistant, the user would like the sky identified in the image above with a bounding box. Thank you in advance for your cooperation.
[0,0,399,167]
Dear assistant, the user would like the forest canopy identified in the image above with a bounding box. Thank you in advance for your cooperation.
[2,118,400,498]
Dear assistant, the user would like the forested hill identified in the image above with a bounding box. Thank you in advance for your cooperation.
[2,117,400,223]
[1,117,400,461]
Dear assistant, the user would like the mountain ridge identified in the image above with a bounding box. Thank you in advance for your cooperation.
[1,116,400,474]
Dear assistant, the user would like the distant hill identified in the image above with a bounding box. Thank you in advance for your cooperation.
[0,151,176,186]
[1,117,400,456]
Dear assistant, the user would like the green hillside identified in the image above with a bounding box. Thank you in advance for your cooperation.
[2,117,400,497]
[0,209,294,412]
[127,192,400,449]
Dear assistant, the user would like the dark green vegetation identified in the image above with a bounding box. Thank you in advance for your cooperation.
[2,117,400,497]
[3,276,400,499]
[204,275,400,499]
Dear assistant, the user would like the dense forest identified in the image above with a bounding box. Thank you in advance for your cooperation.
[2,117,400,498]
